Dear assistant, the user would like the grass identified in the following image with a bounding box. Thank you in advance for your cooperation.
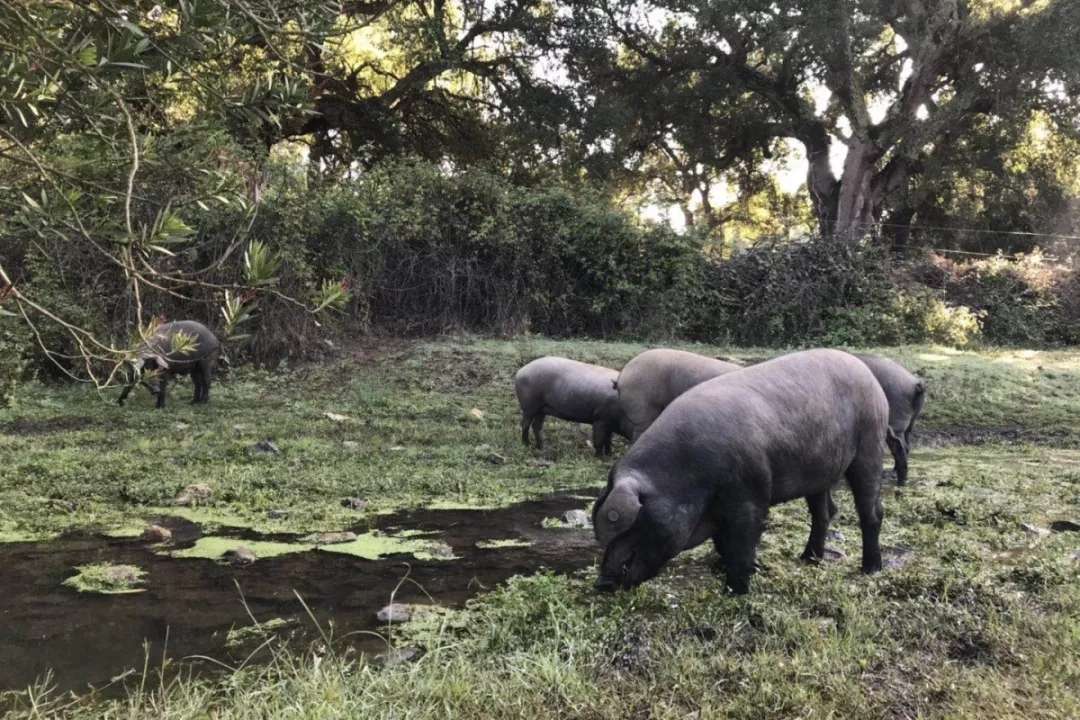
[60,563,146,595]
[1,336,1079,718]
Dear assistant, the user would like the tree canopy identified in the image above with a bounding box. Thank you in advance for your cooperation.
[1,0,1079,379]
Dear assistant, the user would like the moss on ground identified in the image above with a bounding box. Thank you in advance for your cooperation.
[168,536,313,561]
[61,563,146,595]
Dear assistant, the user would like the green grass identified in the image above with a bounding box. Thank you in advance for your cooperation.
[60,563,147,595]
[1,337,1079,718]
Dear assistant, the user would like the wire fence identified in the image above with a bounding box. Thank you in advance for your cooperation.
[725,221,1080,263]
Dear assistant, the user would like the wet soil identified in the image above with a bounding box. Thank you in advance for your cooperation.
[915,427,1077,448]
[0,416,96,436]
[0,492,599,694]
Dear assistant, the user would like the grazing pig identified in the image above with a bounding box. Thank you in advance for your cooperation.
[118,320,221,409]
[615,349,741,440]
[514,356,629,456]
[854,354,925,486]
[592,349,890,595]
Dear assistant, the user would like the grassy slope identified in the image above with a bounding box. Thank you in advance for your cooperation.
[2,338,1079,718]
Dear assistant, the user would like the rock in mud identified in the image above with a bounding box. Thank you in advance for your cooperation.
[375,646,423,668]
[341,497,368,511]
[140,524,172,543]
[1049,520,1080,533]
[223,547,256,566]
[1021,522,1051,537]
[562,509,591,528]
[250,439,281,455]
[301,531,357,545]
[376,603,413,623]
[174,483,212,507]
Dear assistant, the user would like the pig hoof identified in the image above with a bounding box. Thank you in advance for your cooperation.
[725,579,751,595]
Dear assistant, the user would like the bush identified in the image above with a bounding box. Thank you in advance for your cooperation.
[7,155,1076,367]
[0,316,33,406]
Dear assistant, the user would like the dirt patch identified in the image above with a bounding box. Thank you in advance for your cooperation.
[0,416,95,436]
[916,427,1076,448]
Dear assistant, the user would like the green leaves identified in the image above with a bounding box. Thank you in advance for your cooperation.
[143,207,195,255]
[312,278,351,313]
[243,240,282,286]
[220,290,255,343]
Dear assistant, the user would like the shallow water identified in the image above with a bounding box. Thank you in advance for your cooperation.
[0,492,599,694]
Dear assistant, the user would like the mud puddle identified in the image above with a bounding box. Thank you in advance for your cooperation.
[0,492,599,694]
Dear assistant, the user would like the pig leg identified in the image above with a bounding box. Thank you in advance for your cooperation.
[846,458,884,574]
[715,501,766,595]
[202,362,214,403]
[155,375,169,409]
[592,421,613,457]
[800,491,832,563]
[530,415,546,450]
[191,365,206,404]
[117,379,137,406]
[884,431,905,485]
[520,413,533,446]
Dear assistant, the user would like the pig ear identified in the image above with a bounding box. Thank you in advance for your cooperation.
[593,485,642,547]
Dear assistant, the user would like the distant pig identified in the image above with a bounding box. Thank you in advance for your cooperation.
[592,349,890,595]
[514,356,630,456]
[118,320,221,409]
[615,349,741,440]
[855,354,926,486]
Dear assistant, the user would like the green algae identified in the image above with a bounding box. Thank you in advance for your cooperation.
[63,563,146,594]
[475,538,533,549]
[225,617,297,649]
[314,530,458,561]
[168,536,313,561]
[422,499,503,511]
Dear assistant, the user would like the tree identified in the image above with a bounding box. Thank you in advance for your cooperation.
[0,1,352,383]
[561,0,1080,240]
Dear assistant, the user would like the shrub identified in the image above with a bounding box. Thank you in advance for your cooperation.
[0,316,33,406]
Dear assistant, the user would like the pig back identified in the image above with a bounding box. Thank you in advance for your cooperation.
[627,349,889,503]
[145,321,220,369]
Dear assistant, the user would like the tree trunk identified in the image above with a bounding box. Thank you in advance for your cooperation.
[801,126,840,236]
[833,139,882,239]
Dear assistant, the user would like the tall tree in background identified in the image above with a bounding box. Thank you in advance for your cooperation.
[562,0,1080,241]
